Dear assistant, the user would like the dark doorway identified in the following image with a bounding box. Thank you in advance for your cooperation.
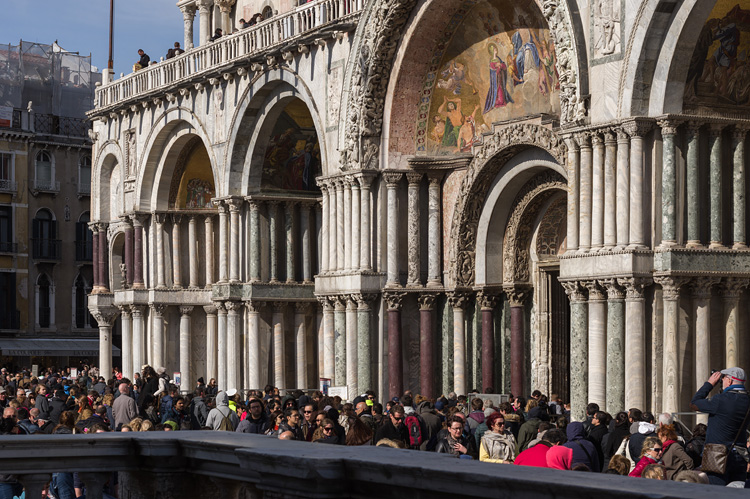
[547,269,570,403]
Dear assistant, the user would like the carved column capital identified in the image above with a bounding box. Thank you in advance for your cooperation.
[447,291,470,310]
[316,295,333,310]
[203,305,218,315]
[503,286,529,307]
[91,308,118,326]
[616,128,630,143]
[406,172,423,185]
[617,277,651,299]
[478,290,500,310]
[708,123,725,137]
[171,213,183,225]
[214,200,228,213]
[227,198,243,212]
[574,131,591,147]
[226,300,243,313]
[354,293,378,310]
[356,172,376,190]
[685,121,703,137]
[603,130,617,145]
[150,304,167,317]
[180,4,197,18]
[245,300,264,313]
[584,280,606,301]
[180,306,194,316]
[654,276,686,300]
[295,302,312,314]
[215,302,227,314]
[691,277,720,299]
[153,212,167,225]
[216,0,236,13]
[601,278,625,300]
[332,296,347,310]
[622,119,654,138]
[721,277,750,300]
[561,281,587,302]
[130,305,146,317]
[383,171,403,187]
[591,133,604,146]
[732,126,749,142]
[116,305,131,316]
[384,291,407,310]
[417,292,438,311]
[426,172,444,186]
[657,119,680,136]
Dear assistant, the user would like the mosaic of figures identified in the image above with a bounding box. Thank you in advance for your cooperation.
[185,178,215,209]
[685,0,750,110]
[425,0,560,155]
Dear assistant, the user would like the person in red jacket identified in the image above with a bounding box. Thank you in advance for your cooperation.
[629,436,663,477]
[515,428,567,467]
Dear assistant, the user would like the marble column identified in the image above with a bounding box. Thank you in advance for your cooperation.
[131,305,145,378]
[246,301,261,389]
[505,287,527,398]
[218,202,229,283]
[228,199,241,282]
[418,293,437,399]
[319,184,330,273]
[615,130,630,250]
[269,201,280,282]
[204,215,215,287]
[356,294,375,392]
[226,301,242,390]
[98,223,110,291]
[625,120,651,249]
[344,178,352,271]
[563,281,588,422]
[346,296,358,397]
[591,134,605,250]
[655,276,683,414]
[691,279,717,395]
[285,202,296,282]
[359,174,374,271]
[586,281,606,407]
[351,178,361,273]
[385,291,406,399]
[151,304,166,369]
[479,291,499,392]
[295,303,310,389]
[659,121,679,247]
[197,0,212,46]
[320,297,335,380]
[171,215,183,289]
[132,216,146,289]
[578,134,593,251]
[603,280,625,413]
[246,201,261,282]
[90,223,100,291]
[328,181,338,272]
[300,202,312,283]
[603,131,617,250]
[217,303,228,390]
[204,305,218,384]
[406,172,422,287]
[124,221,134,287]
[334,297,347,386]
[565,136,580,252]
[384,172,403,286]
[733,127,747,249]
[119,306,133,379]
[722,278,748,367]
[179,307,193,393]
[686,123,702,248]
[336,179,345,271]
[272,302,286,389]
[180,5,196,49]
[188,216,199,288]
[427,174,442,286]
[618,278,648,411]
[709,125,725,248]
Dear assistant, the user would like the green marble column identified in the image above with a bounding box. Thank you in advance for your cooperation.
[605,281,625,414]
[563,281,588,422]
[686,123,702,247]
[709,125,724,248]
[660,121,678,246]
[733,128,747,249]
[356,294,374,392]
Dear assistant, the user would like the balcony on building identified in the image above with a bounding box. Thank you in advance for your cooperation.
[75,239,93,262]
[78,179,91,197]
[0,241,18,254]
[31,238,61,261]
[31,178,60,194]
[0,179,18,193]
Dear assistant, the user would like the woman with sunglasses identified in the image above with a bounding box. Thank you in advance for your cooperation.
[629,436,663,477]
[312,418,339,444]
[480,412,517,463]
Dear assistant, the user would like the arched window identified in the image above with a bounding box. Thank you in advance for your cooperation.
[37,273,51,328]
[35,150,54,191]
[33,209,58,259]
[74,274,92,329]
[262,6,273,19]
[76,211,92,261]
[79,154,91,195]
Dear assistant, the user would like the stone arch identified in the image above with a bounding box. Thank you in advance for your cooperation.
[92,141,123,221]
[137,111,217,212]
[448,122,567,288]
[224,69,327,194]
[110,230,126,292]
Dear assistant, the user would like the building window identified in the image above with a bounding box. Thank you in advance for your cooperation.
[76,212,93,261]
[262,6,273,19]
[34,150,57,192]
[32,209,59,259]
[74,274,92,329]
[0,153,15,192]
[0,273,19,329]
[38,273,51,328]
[79,154,91,195]
[0,206,13,253]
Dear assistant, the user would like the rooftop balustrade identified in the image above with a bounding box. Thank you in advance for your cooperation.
[94,0,362,111]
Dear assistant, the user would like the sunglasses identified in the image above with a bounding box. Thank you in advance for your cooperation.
[323,427,333,432]
[651,447,663,452]
[392,416,404,422]
[304,410,312,414]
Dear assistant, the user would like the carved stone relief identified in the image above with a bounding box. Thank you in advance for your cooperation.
[592,0,621,58]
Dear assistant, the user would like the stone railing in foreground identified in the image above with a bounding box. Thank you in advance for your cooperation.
[95,0,362,111]
[0,433,745,499]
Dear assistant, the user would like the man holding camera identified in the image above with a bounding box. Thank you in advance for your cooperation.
[691,367,750,485]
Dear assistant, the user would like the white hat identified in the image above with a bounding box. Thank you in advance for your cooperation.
[226,388,237,397]
[721,367,746,383]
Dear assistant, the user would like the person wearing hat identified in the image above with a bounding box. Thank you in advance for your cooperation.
[691,367,750,485]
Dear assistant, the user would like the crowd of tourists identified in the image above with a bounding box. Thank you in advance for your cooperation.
[1,364,749,497]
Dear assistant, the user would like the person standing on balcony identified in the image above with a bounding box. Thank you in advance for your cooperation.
[134,49,150,71]
[210,28,223,42]
[166,42,184,59]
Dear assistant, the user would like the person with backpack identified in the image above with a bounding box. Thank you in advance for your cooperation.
[401,395,427,450]
[374,404,409,447]
[205,390,239,431]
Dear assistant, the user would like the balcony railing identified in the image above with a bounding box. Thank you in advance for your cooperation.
[34,113,92,138]
[0,241,18,253]
[95,0,363,109]
[32,178,60,193]
[78,179,91,196]
[0,179,17,192]
[76,239,93,261]
[32,238,61,260]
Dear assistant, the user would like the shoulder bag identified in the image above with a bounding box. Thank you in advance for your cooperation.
[701,397,750,474]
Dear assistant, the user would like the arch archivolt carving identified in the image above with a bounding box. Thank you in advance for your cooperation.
[449,123,567,288]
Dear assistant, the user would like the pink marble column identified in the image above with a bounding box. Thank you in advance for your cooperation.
[385,291,405,399]
[480,291,499,392]
[505,286,528,397]
[90,223,100,291]
[132,216,145,289]
[124,222,134,287]
[418,293,437,399]
[99,223,110,292]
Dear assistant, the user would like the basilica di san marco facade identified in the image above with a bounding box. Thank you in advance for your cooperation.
[87,0,750,421]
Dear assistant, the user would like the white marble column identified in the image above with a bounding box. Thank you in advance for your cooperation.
[586,281,606,407]
[96,311,115,379]
[171,215,183,289]
[218,202,229,283]
[320,297,335,380]
[228,199,241,283]
[603,132,617,250]
[204,305,218,384]
[197,0,212,46]
[722,278,748,367]
[131,305,145,379]
[151,304,166,369]
[708,125,724,249]
[328,182,338,272]
[384,172,403,286]
[603,280,625,413]
[406,172,422,287]
[656,276,683,415]
[591,134,605,250]
[249,201,261,282]
[273,303,286,388]
[187,216,199,289]
[204,215,215,287]
[449,293,468,396]
[625,121,650,248]
[226,301,241,390]
[426,174,442,286]
[180,5,196,50]
[619,278,648,411]
[692,279,716,396]
[269,201,280,282]
[615,130,630,250]
[732,127,747,249]
[356,294,374,392]
[217,303,228,390]
[155,214,167,289]
[301,202,313,283]
[119,306,133,380]
[336,179,345,271]
[578,134,593,251]
[246,301,261,389]
[319,184,330,273]
[344,177,353,271]
[565,136,580,252]
[359,174,374,271]
[351,179,361,273]
[285,201,296,283]
[179,307,193,394]
[346,296,358,398]
[295,303,310,389]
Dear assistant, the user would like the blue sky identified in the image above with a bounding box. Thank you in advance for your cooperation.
[1,0,188,77]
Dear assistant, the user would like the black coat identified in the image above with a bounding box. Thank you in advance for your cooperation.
[374,419,409,447]
[47,396,67,424]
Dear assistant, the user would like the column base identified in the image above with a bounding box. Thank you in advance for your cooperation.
[132,282,146,289]
[269,278,280,284]
[406,282,422,288]
[229,279,241,284]
[426,280,442,288]
[286,279,297,284]
[172,285,183,290]
[733,242,748,250]
[657,241,678,249]
[602,244,615,251]
[685,241,704,249]
[156,285,168,290]
[613,245,626,252]
[625,243,648,250]
[708,241,725,249]
[188,285,200,290]
[303,279,313,284]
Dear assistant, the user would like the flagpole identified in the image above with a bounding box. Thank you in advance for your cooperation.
[108,0,114,72]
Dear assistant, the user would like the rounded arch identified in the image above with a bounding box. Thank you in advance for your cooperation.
[110,230,126,292]
[33,207,55,221]
[93,140,123,221]
[137,110,217,212]
[224,69,327,194]
[78,210,90,223]
[447,122,567,288]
